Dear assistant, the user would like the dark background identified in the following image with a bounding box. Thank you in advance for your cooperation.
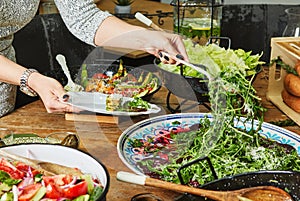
[12,4,300,108]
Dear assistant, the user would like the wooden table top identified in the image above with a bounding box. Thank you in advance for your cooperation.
[0,68,300,200]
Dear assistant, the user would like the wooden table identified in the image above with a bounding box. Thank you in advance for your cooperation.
[0,69,300,200]
[21,1,300,200]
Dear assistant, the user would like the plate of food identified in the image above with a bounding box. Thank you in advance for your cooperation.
[78,61,161,101]
[117,113,300,186]
[66,91,161,116]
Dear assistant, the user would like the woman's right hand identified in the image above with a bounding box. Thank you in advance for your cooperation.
[94,16,189,64]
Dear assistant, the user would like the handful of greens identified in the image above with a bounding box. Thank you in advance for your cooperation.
[159,39,266,129]
[159,39,265,78]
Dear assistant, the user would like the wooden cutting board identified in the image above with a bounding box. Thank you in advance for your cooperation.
[65,113,120,124]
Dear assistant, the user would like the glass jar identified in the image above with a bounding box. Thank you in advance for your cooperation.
[171,0,223,45]
[282,7,300,37]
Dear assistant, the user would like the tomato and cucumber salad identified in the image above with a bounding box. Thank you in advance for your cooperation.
[0,158,103,201]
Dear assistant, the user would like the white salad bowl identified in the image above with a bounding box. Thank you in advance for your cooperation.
[0,144,110,201]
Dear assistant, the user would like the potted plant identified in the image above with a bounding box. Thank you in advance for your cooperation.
[114,0,134,14]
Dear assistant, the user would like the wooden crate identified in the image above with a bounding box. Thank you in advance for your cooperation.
[267,37,300,126]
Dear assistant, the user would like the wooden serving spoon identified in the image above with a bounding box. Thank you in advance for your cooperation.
[0,150,82,176]
[117,171,294,201]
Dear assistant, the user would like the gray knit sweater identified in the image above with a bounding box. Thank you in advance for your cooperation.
[0,0,111,117]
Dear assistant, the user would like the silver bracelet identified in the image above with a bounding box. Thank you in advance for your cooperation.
[20,69,38,97]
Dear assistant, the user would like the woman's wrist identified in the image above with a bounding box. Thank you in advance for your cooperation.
[26,70,46,96]
[19,69,39,97]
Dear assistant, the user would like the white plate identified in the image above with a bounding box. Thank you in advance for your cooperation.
[66,92,161,116]
[117,113,300,175]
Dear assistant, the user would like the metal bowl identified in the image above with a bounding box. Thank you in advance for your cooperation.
[154,59,209,103]
[154,58,262,104]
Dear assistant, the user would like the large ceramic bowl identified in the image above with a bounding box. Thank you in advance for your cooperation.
[117,113,300,199]
[0,144,110,201]
[118,113,300,175]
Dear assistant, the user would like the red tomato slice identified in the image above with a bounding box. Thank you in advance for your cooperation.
[0,158,25,179]
[63,181,88,199]
[19,183,42,201]
[43,174,73,186]
[45,183,64,199]
[16,162,40,176]
[0,165,24,179]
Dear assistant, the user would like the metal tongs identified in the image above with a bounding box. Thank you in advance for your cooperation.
[134,12,213,80]
[160,51,212,80]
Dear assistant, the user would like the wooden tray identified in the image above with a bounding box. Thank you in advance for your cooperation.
[267,37,300,126]
[65,113,120,124]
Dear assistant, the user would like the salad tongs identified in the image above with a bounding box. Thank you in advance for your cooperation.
[0,150,82,176]
[135,12,212,80]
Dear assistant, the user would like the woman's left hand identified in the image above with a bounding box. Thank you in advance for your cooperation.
[28,73,80,113]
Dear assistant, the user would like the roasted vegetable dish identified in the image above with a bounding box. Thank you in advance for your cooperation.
[80,62,159,98]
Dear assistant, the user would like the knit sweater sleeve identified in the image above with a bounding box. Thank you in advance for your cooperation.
[54,0,112,46]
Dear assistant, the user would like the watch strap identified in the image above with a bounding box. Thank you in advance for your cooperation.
[20,69,38,97]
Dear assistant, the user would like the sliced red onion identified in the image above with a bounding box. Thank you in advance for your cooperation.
[60,176,77,189]
[12,185,19,201]
[26,166,33,178]
[18,177,34,190]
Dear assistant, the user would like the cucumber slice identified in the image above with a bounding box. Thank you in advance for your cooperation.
[72,194,90,201]
[30,186,46,201]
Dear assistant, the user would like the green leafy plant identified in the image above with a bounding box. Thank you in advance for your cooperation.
[114,0,134,6]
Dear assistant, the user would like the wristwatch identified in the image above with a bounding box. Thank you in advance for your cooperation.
[20,69,38,97]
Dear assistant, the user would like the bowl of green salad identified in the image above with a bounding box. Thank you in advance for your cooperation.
[154,39,265,103]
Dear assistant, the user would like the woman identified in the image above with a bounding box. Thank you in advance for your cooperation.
[0,0,187,117]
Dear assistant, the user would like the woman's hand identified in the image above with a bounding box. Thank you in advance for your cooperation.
[139,30,189,64]
[94,16,188,64]
[28,73,79,113]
